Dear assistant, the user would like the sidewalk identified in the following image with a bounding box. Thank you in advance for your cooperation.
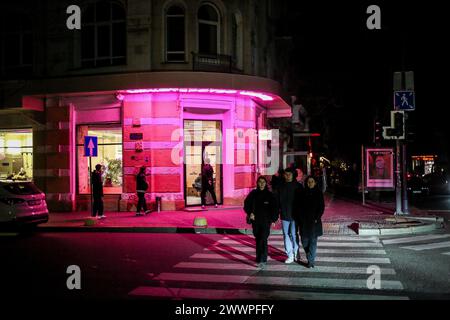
[37,194,444,235]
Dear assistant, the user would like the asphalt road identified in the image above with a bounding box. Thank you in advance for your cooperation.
[1,229,449,304]
[410,194,450,212]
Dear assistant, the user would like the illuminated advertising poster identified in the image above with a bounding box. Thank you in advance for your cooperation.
[366,148,394,188]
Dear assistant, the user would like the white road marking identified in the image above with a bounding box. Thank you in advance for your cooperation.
[129,286,408,300]
[401,241,450,251]
[151,273,404,290]
[382,234,450,245]
[174,262,397,275]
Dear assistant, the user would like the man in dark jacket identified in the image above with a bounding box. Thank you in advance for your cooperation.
[294,175,325,268]
[91,164,105,219]
[201,158,218,209]
[136,166,151,216]
[244,176,278,268]
[278,168,303,263]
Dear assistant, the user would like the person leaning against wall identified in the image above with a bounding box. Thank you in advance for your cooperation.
[136,166,152,216]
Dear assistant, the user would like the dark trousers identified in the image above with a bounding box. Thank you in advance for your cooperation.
[301,236,318,264]
[201,182,218,205]
[252,223,271,263]
[137,192,147,212]
[92,195,104,217]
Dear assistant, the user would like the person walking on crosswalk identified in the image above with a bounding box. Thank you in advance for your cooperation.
[294,175,325,268]
[244,176,279,268]
[278,168,303,263]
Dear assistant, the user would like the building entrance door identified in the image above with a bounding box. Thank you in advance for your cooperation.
[184,120,222,207]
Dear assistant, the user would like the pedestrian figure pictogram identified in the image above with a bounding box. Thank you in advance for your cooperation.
[394,91,415,111]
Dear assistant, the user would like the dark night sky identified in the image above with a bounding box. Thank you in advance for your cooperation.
[283,0,449,163]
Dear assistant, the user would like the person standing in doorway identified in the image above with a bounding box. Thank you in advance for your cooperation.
[92,164,105,219]
[278,167,303,263]
[244,176,278,268]
[201,158,218,209]
[294,175,325,268]
[136,166,151,216]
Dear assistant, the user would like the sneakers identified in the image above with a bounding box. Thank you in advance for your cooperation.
[98,215,106,219]
[144,210,152,215]
[215,204,218,208]
[284,256,294,264]
[256,262,266,269]
[136,212,142,216]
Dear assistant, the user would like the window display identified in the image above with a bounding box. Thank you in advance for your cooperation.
[0,129,33,181]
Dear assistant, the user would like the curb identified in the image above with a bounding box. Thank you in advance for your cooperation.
[35,220,439,236]
[358,222,440,236]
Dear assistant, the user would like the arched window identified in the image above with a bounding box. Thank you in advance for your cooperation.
[0,13,33,77]
[165,5,185,62]
[81,0,126,68]
[198,3,220,56]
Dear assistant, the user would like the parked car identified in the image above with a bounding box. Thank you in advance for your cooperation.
[0,180,49,227]
[406,174,430,197]
[423,172,450,195]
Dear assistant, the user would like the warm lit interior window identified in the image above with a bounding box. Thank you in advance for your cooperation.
[0,129,33,181]
[77,126,122,194]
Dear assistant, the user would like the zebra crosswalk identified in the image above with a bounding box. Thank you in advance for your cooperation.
[129,234,408,300]
[381,233,450,255]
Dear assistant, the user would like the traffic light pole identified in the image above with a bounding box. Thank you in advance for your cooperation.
[402,141,409,214]
[395,139,403,215]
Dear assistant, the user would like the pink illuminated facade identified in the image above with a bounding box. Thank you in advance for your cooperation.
[0,0,293,212]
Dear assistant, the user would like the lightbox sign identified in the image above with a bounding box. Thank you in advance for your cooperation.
[366,148,394,188]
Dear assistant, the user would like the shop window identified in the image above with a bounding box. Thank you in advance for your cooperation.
[166,5,185,62]
[198,3,220,56]
[0,129,33,181]
[81,0,126,68]
[76,126,122,194]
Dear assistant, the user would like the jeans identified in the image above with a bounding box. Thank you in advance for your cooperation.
[281,219,299,258]
[252,223,271,263]
[137,192,147,212]
[301,236,318,264]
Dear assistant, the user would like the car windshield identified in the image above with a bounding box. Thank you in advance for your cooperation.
[2,182,42,195]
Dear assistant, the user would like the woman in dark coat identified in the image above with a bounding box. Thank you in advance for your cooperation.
[244,176,279,268]
[294,175,325,268]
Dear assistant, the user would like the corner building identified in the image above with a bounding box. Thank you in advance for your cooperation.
[0,0,291,211]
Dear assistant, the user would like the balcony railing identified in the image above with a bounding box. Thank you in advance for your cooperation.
[192,52,240,73]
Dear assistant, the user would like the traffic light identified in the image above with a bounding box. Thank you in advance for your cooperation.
[374,119,383,145]
[392,111,405,138]
[382,110,405,140]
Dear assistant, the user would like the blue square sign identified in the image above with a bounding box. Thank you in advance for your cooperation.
[84,136,98,157]
[394,91,415,111]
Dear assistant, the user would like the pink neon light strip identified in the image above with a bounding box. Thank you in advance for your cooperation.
[117,88,274,101]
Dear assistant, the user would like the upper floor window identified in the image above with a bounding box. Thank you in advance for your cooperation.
[0,13,33,77]
[198,4,220,56]
[81,0,126,68]
[231,11,242,70]
[165,5,185,62]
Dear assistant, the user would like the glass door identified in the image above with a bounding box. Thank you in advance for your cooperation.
[184,120,222,206]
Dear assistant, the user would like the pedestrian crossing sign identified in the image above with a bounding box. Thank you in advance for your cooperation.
[394,91,415,111]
